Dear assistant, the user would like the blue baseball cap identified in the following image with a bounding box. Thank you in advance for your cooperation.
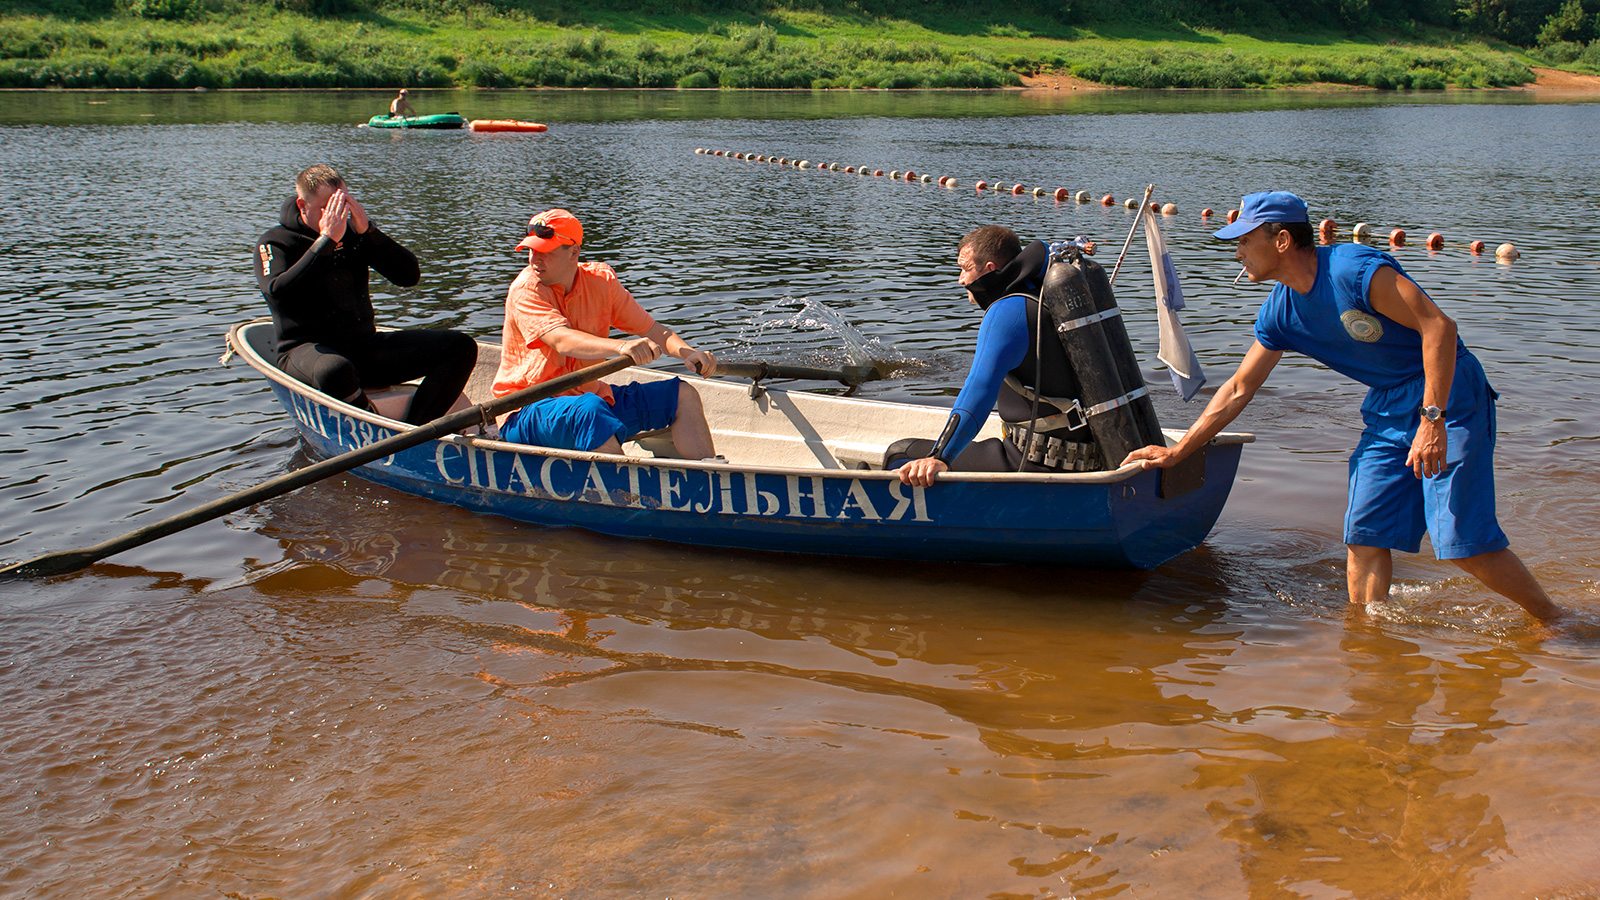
[1213,191,1310,240]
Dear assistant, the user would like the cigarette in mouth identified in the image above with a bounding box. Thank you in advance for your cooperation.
[1233,266,1247,285]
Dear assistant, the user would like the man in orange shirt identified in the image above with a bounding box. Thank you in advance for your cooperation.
[493,208,719,458]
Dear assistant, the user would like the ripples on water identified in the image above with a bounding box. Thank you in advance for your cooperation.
[2,91,1599,898]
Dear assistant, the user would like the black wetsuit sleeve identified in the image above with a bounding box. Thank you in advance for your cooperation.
[257,233,334,315]
[357,225,421,288]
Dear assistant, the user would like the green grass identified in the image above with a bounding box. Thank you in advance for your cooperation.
[0,5,1545,90]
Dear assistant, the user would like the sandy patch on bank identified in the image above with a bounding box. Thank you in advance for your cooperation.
[1523,66,1600,92]
[1017,72,1110,91]
[1019,65,1600,93]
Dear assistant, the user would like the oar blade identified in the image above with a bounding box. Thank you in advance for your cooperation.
[0,548,106,581]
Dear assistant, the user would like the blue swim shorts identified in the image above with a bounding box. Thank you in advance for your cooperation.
[1344,358,1508,560]
[501,378,681,452]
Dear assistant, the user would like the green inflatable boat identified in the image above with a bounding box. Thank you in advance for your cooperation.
[365,113,467,130]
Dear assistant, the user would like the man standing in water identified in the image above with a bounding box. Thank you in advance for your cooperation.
[255,164,477,425]
[1123,191,1564,621]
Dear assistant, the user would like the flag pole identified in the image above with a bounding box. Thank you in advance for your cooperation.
[1109,184,1154,286]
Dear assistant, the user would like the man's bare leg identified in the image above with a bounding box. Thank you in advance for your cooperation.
[1452,548,1565,621]
[669,382,716,460]
[1347,544,1394,610]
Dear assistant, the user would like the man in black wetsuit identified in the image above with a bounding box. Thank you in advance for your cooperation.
[255,164,477,425]
[893,225,1097,486]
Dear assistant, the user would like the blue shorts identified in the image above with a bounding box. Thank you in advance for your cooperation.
[501,378,681,452]
[1344,356,1508,560]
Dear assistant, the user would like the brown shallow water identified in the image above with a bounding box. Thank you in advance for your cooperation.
[2,90,1599,898]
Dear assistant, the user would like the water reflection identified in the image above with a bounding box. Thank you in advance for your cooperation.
[4,93,1600,899]
[1200,624,1521,898]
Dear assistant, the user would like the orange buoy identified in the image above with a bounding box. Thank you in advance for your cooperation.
[1102,194,1115,206]
[1161,202,1177,215]
[1426,232,1444,250]
[844,165,855,173]
[1389,228,1406,247]
[1012,184,1026,195]
[1054,188,1069,202]
[905,171,918,182]
[1470,240,1485,254]
[975,180,989,192]
[1227,209,1240,224]
[1318,218,1336,245]
[1496,242,1519,261]
[1149,201,1161,212]
[713,150,724,156]
[1201,208,1214,217]
[873,169,884,177]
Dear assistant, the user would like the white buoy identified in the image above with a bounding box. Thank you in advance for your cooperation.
[1352,222,1372,241]
[1496,242,1520,261]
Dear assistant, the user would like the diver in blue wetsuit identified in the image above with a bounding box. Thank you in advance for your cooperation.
[893,225,1097,487]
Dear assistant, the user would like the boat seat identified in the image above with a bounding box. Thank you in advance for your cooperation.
[365,385,486,434]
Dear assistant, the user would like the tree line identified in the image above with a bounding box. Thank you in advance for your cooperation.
[15,0,1600,50]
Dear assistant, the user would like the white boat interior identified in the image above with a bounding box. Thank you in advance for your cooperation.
[239,324,1248,477]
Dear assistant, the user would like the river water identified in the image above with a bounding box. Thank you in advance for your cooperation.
[2,89,1598,898]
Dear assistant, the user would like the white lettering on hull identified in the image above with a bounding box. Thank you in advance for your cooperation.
[280,399,941,526]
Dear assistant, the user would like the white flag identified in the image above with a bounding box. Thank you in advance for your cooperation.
[1143,208,1207,401]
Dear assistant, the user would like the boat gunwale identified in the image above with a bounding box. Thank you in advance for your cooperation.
[228,319,1251,486]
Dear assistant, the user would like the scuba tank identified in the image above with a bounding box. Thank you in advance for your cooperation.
[1037,244,1164,469]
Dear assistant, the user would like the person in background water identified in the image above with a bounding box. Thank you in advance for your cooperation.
[390,88,417,118]
[893,225,1097,487]
[255,164,477,425]
[492,208,720,459]
[1123,190,1565,622]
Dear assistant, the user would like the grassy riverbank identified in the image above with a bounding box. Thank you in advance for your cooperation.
[0,3,1565,90]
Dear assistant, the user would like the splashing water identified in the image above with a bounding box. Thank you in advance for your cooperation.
[728,297,923,377]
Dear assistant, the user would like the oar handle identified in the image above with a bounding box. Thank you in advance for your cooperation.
[0,355,633,581]
[719,361,878,385]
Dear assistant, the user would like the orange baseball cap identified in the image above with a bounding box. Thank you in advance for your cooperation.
[516,208,583,252]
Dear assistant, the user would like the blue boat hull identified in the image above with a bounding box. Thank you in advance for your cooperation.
[259,375,1243,571]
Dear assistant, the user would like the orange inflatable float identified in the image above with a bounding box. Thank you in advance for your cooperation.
[469,120,549,133]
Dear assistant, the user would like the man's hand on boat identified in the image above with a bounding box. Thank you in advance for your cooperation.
[1122,444,1181,469]
[899,456,948,487]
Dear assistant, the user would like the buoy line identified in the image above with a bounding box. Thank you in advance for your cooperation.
[693,149,1523,261]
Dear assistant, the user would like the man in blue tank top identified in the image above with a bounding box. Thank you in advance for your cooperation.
[1123,191,1564,622]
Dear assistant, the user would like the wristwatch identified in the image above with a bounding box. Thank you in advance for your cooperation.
[1420,405,1445,422]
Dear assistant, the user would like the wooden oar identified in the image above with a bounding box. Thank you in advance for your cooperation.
[719,361,881,386]
[0,355,634,581]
